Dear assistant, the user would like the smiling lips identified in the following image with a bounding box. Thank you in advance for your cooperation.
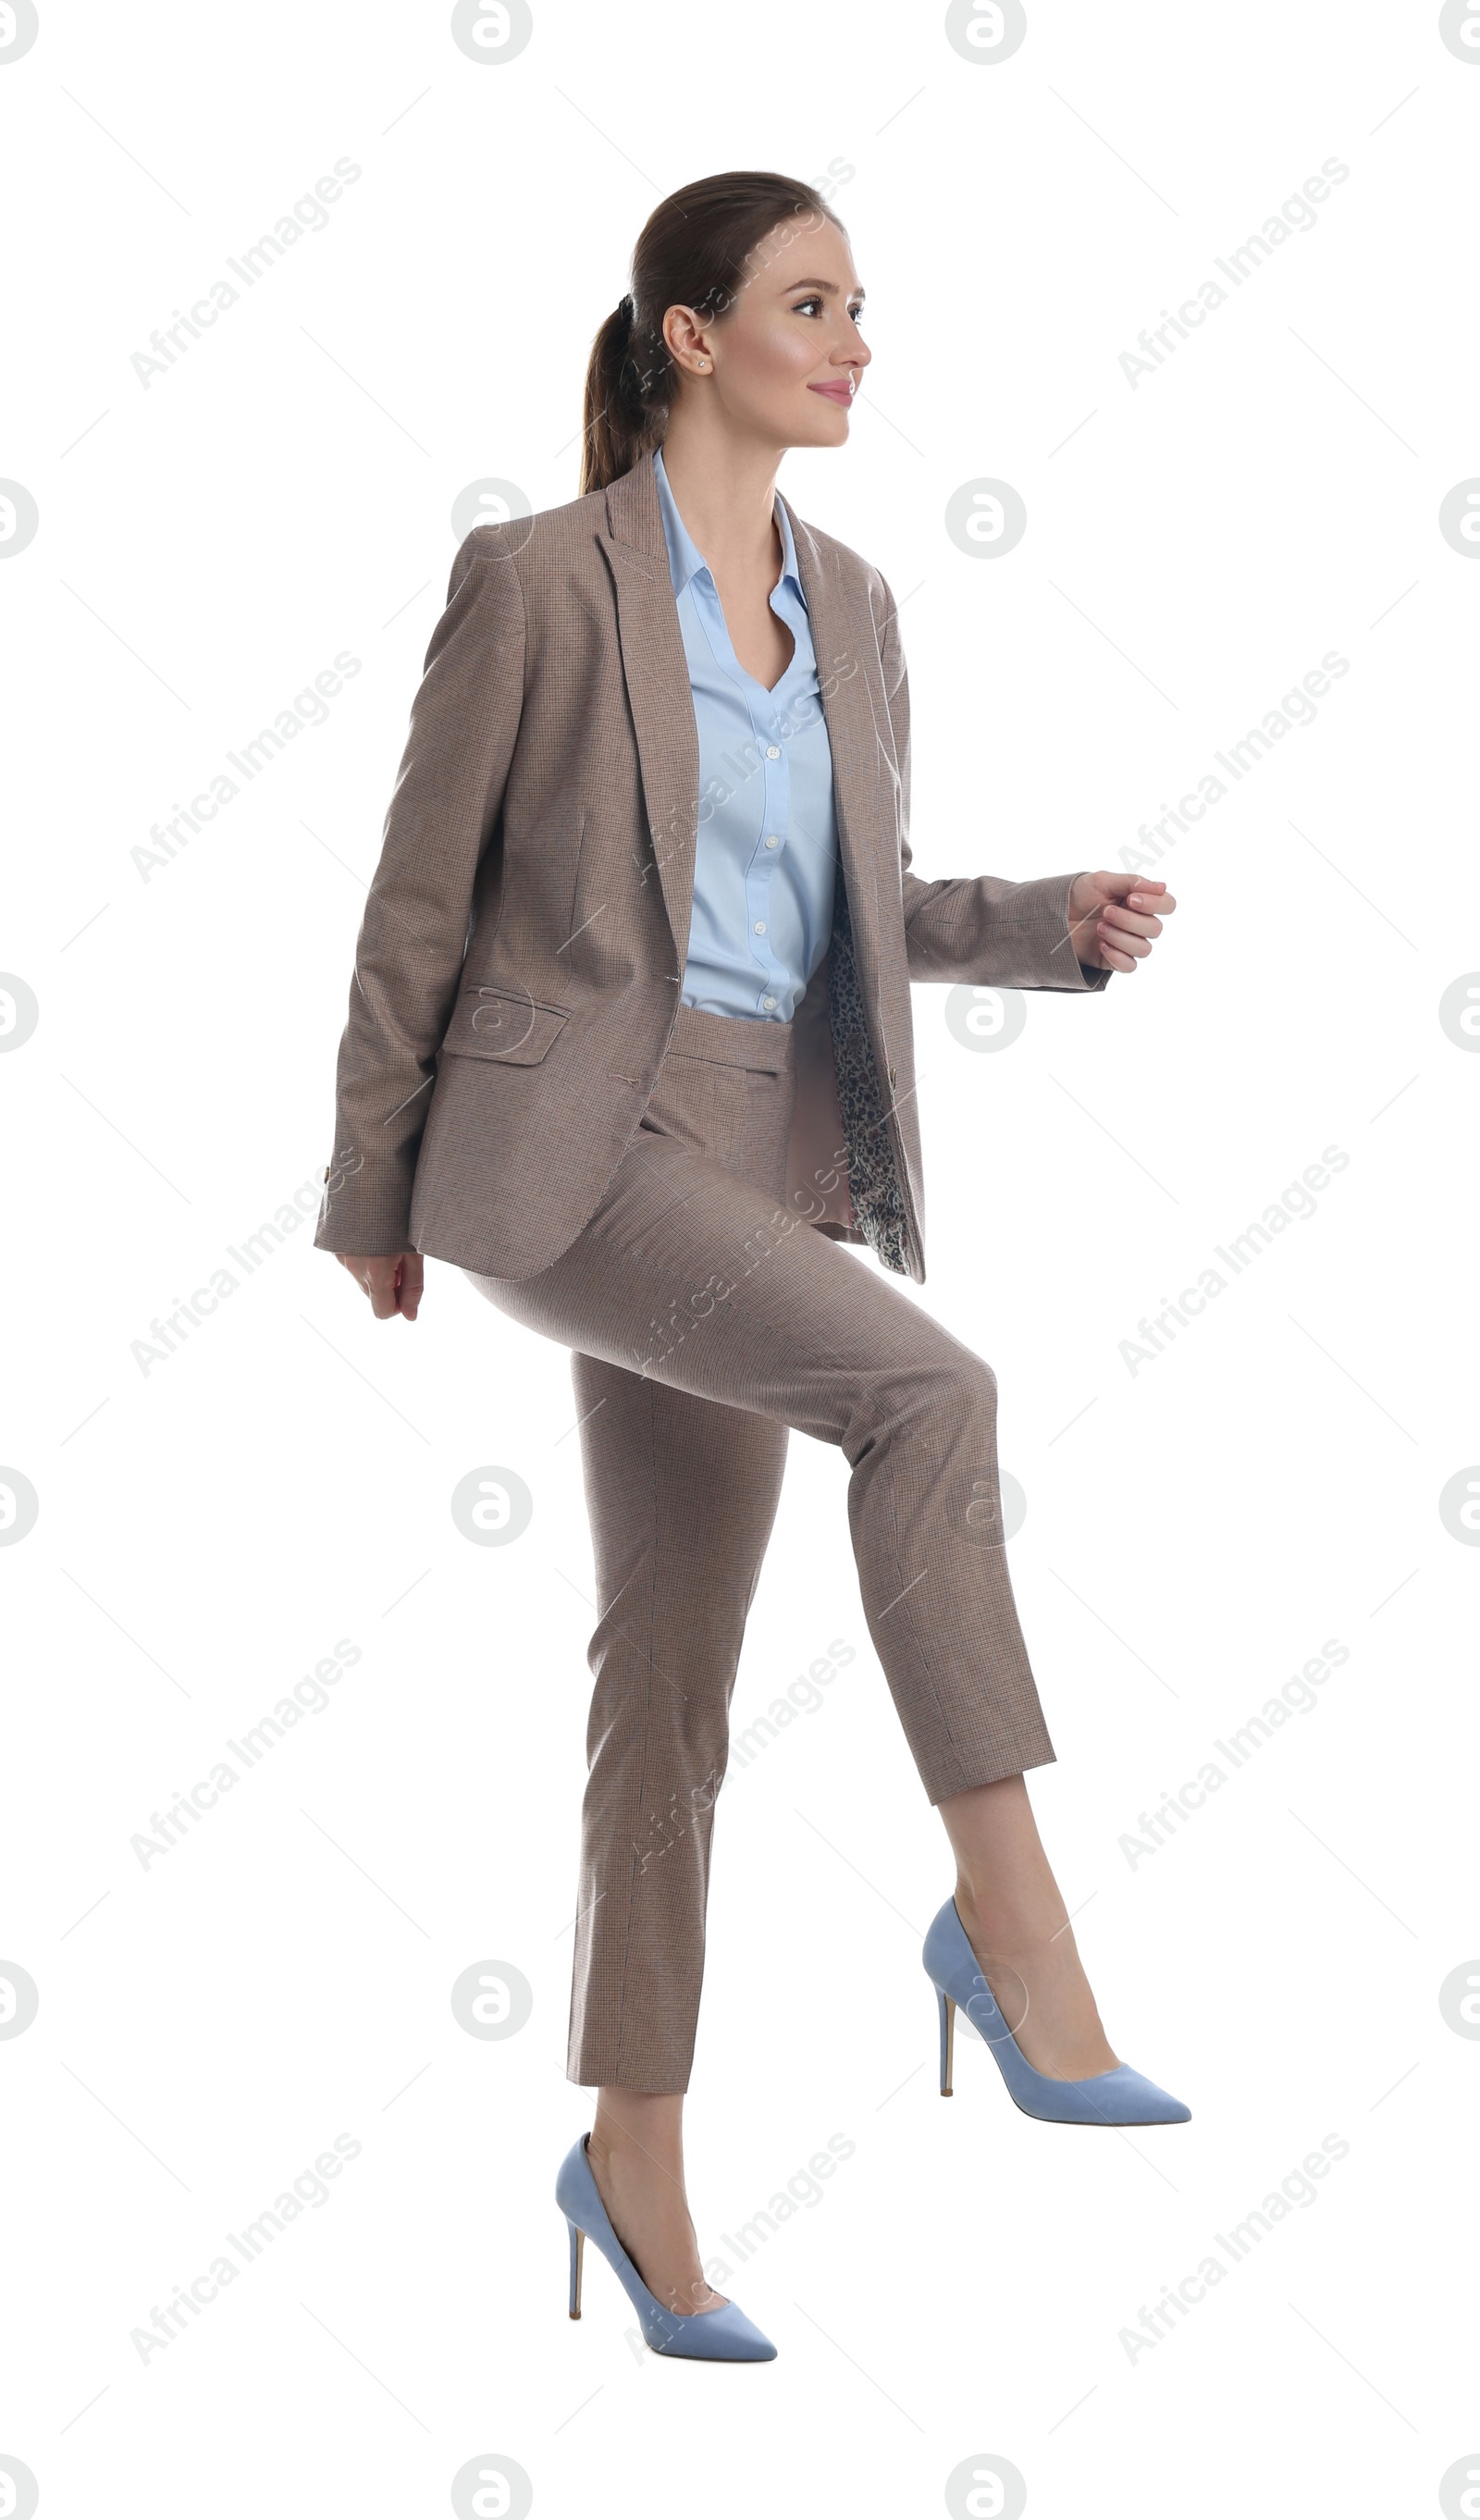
[808,380,856,404]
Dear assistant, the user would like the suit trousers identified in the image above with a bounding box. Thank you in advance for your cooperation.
[465,1001,1055,2092]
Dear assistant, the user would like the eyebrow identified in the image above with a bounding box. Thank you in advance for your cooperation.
[784,277,866,299]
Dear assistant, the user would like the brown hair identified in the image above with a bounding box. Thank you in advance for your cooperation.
[579,170,845,497]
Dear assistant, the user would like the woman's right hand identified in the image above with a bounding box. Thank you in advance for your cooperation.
[335,1253,424,1320]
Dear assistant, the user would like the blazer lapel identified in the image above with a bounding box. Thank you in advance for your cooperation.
[778,491,894,1015]
[597,456,700,968]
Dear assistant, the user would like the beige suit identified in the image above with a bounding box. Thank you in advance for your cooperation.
[314,451,1113,2091]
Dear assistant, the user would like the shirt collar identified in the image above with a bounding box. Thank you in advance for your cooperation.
[652,443,801,603]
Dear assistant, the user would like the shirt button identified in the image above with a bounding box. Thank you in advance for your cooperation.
[765,745,780,760]
[764,834,780,849]
[761,995,776,1010]
[753,920,767,935]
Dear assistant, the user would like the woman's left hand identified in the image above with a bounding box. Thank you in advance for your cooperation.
[1067,871,1176,973]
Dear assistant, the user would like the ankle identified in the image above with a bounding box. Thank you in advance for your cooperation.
[589,2094,684,2173]
[587,2124,656,2178]
[955,1881,1064,1959]
[587,2128,684,2205]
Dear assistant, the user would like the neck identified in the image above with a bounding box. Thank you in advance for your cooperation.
[657,414,784,579]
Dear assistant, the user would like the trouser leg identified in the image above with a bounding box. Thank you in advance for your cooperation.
[471,1121,1055,1810]
[565,1351,788,2093]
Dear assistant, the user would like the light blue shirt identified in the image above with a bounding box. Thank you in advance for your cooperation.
[653,443,838,1024]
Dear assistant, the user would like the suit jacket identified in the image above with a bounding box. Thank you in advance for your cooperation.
[313,449,1109,1284]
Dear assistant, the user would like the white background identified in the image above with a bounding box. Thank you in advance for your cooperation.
[3,2,1477,2513]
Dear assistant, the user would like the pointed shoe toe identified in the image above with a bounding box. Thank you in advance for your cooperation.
[1006,2058,1192,2127]
[1092,2068,1191,2126]
[653,2299,777,2363]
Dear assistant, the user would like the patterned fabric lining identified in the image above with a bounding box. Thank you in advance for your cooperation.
[826,874,911,1276]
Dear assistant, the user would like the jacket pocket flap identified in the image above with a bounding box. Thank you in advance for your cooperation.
[440,987,569,1066]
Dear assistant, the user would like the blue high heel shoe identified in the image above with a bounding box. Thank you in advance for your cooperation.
[555,2133,777,2362]
[923,1897,1191,2126]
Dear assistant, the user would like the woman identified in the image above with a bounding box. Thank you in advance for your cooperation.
[314,169,1185,2366]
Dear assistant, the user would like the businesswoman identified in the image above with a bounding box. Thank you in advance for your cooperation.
[315,170,1186,2364]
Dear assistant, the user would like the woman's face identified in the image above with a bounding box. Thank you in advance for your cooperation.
[664,213,870,449]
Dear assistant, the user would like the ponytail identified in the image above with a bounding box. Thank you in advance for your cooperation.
[580,292,663,499]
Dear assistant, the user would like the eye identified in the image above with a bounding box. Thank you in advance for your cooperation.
[790,294,867,325]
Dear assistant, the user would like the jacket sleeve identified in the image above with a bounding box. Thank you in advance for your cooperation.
[878,581,1112,997]
[313,529,526,1256]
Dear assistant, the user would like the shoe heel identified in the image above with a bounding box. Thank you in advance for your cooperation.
[567,2217,585,2319]
[937,1986,955,2097]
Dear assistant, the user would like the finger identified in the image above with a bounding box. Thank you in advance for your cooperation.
[1095,920,1150,967]
[1098,871,1167,904]
[1100,901,1163,939]
[350,1259,398,1319]
[397,1254,426,1320]
[1127,886,1176,914]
